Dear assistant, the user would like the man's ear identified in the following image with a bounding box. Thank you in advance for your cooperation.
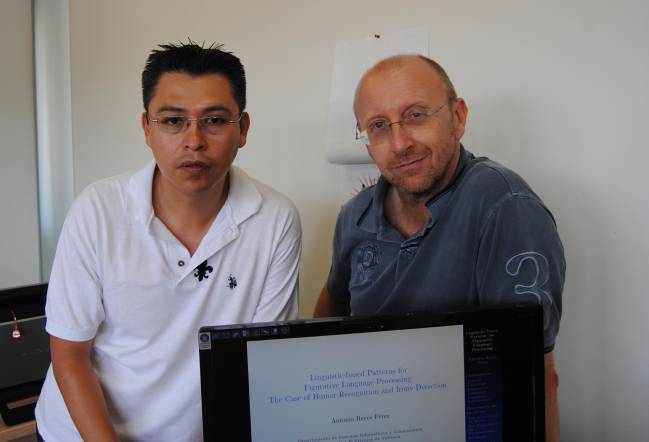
[238,112,251,148]
[452,98,469,141]
[142,112,152,148]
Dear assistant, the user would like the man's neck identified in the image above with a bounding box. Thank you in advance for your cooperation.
[152,170,230,256]
[384,147,462,239]
[384,187,431,239]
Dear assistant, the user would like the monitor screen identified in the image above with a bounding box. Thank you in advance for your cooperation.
[199,305,545,442]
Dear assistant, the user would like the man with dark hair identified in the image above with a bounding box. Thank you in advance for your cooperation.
[314,54,564,442]
[35,42,301,441]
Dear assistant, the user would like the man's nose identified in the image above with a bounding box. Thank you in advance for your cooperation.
[184,119,206,151]
[388,122,413,153]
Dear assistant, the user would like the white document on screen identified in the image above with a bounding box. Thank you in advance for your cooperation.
[247,325,465,442]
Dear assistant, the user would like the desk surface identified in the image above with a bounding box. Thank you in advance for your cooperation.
[0,418,35,442]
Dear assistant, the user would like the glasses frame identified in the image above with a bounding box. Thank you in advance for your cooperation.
[148,113,243,135]
[355,102,450,146]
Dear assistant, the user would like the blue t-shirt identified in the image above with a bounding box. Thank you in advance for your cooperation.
[327,147,565,351]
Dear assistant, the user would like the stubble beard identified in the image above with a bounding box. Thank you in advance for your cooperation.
[390,140,458,205]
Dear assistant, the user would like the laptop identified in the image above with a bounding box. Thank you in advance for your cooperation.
[199,304,545,442]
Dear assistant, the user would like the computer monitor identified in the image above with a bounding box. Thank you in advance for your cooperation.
[199,304,545,442]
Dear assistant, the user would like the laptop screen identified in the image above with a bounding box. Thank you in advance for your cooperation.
[199,305,544,442]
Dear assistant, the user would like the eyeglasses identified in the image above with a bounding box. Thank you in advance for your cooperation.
[148,114,243,136]
[356,102,449,146]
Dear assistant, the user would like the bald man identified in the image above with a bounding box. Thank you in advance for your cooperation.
[314,55,564,442]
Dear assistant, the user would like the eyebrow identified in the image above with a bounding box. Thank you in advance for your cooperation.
[156,106,185,114]
[156,105,234,115]
[203,105,233,115]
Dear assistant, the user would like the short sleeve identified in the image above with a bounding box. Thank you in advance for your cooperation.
[476,194,565,352]
[45,192,105,342]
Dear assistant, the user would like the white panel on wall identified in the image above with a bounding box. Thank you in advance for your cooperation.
[34,0,75,281]
[0,0,41,289]
[325,27,429,164]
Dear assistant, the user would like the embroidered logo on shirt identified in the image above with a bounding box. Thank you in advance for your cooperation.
[227,274,238,290]
[355,243,381,283]
[194,260,213,282]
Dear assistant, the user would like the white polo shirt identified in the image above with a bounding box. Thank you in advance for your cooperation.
[35,162,301,442]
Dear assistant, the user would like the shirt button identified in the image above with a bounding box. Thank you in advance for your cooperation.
[178,260,185,267]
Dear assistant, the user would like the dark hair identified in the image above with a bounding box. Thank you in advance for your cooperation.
[141,41,246,112]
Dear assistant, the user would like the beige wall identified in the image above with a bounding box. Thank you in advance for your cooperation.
[0,0,40,289]
[66,1,649,440]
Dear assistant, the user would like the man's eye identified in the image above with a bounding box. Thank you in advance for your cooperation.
[202,116,227,126]
[405,111,425,123]
[368,120,388,132]
[161,117,185,127]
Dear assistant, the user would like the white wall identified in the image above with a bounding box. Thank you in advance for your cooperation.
[66,0,649,440]
[0,0,40,289]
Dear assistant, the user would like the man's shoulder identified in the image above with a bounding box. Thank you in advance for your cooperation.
[72,171,132,213]
[449,154,556,228]
[460,156,541,202]
[338,183,376,222]
[252,177,297,211]
[229,166,300,225]
[64,167,146,232]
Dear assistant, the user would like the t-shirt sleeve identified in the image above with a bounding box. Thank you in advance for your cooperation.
[476,194,565,352]
[45,193,105,342]
[326,210,352,306]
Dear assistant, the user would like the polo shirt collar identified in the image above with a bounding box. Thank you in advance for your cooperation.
[356,145,473,241]
[225,165,262,225]
[126,161,261,230]
[127,160,156,226]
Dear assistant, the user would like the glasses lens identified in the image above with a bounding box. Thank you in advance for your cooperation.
[403,109,430,127]
[200,116,230,135]
[363,120,390,145]
[157,116,187,134]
